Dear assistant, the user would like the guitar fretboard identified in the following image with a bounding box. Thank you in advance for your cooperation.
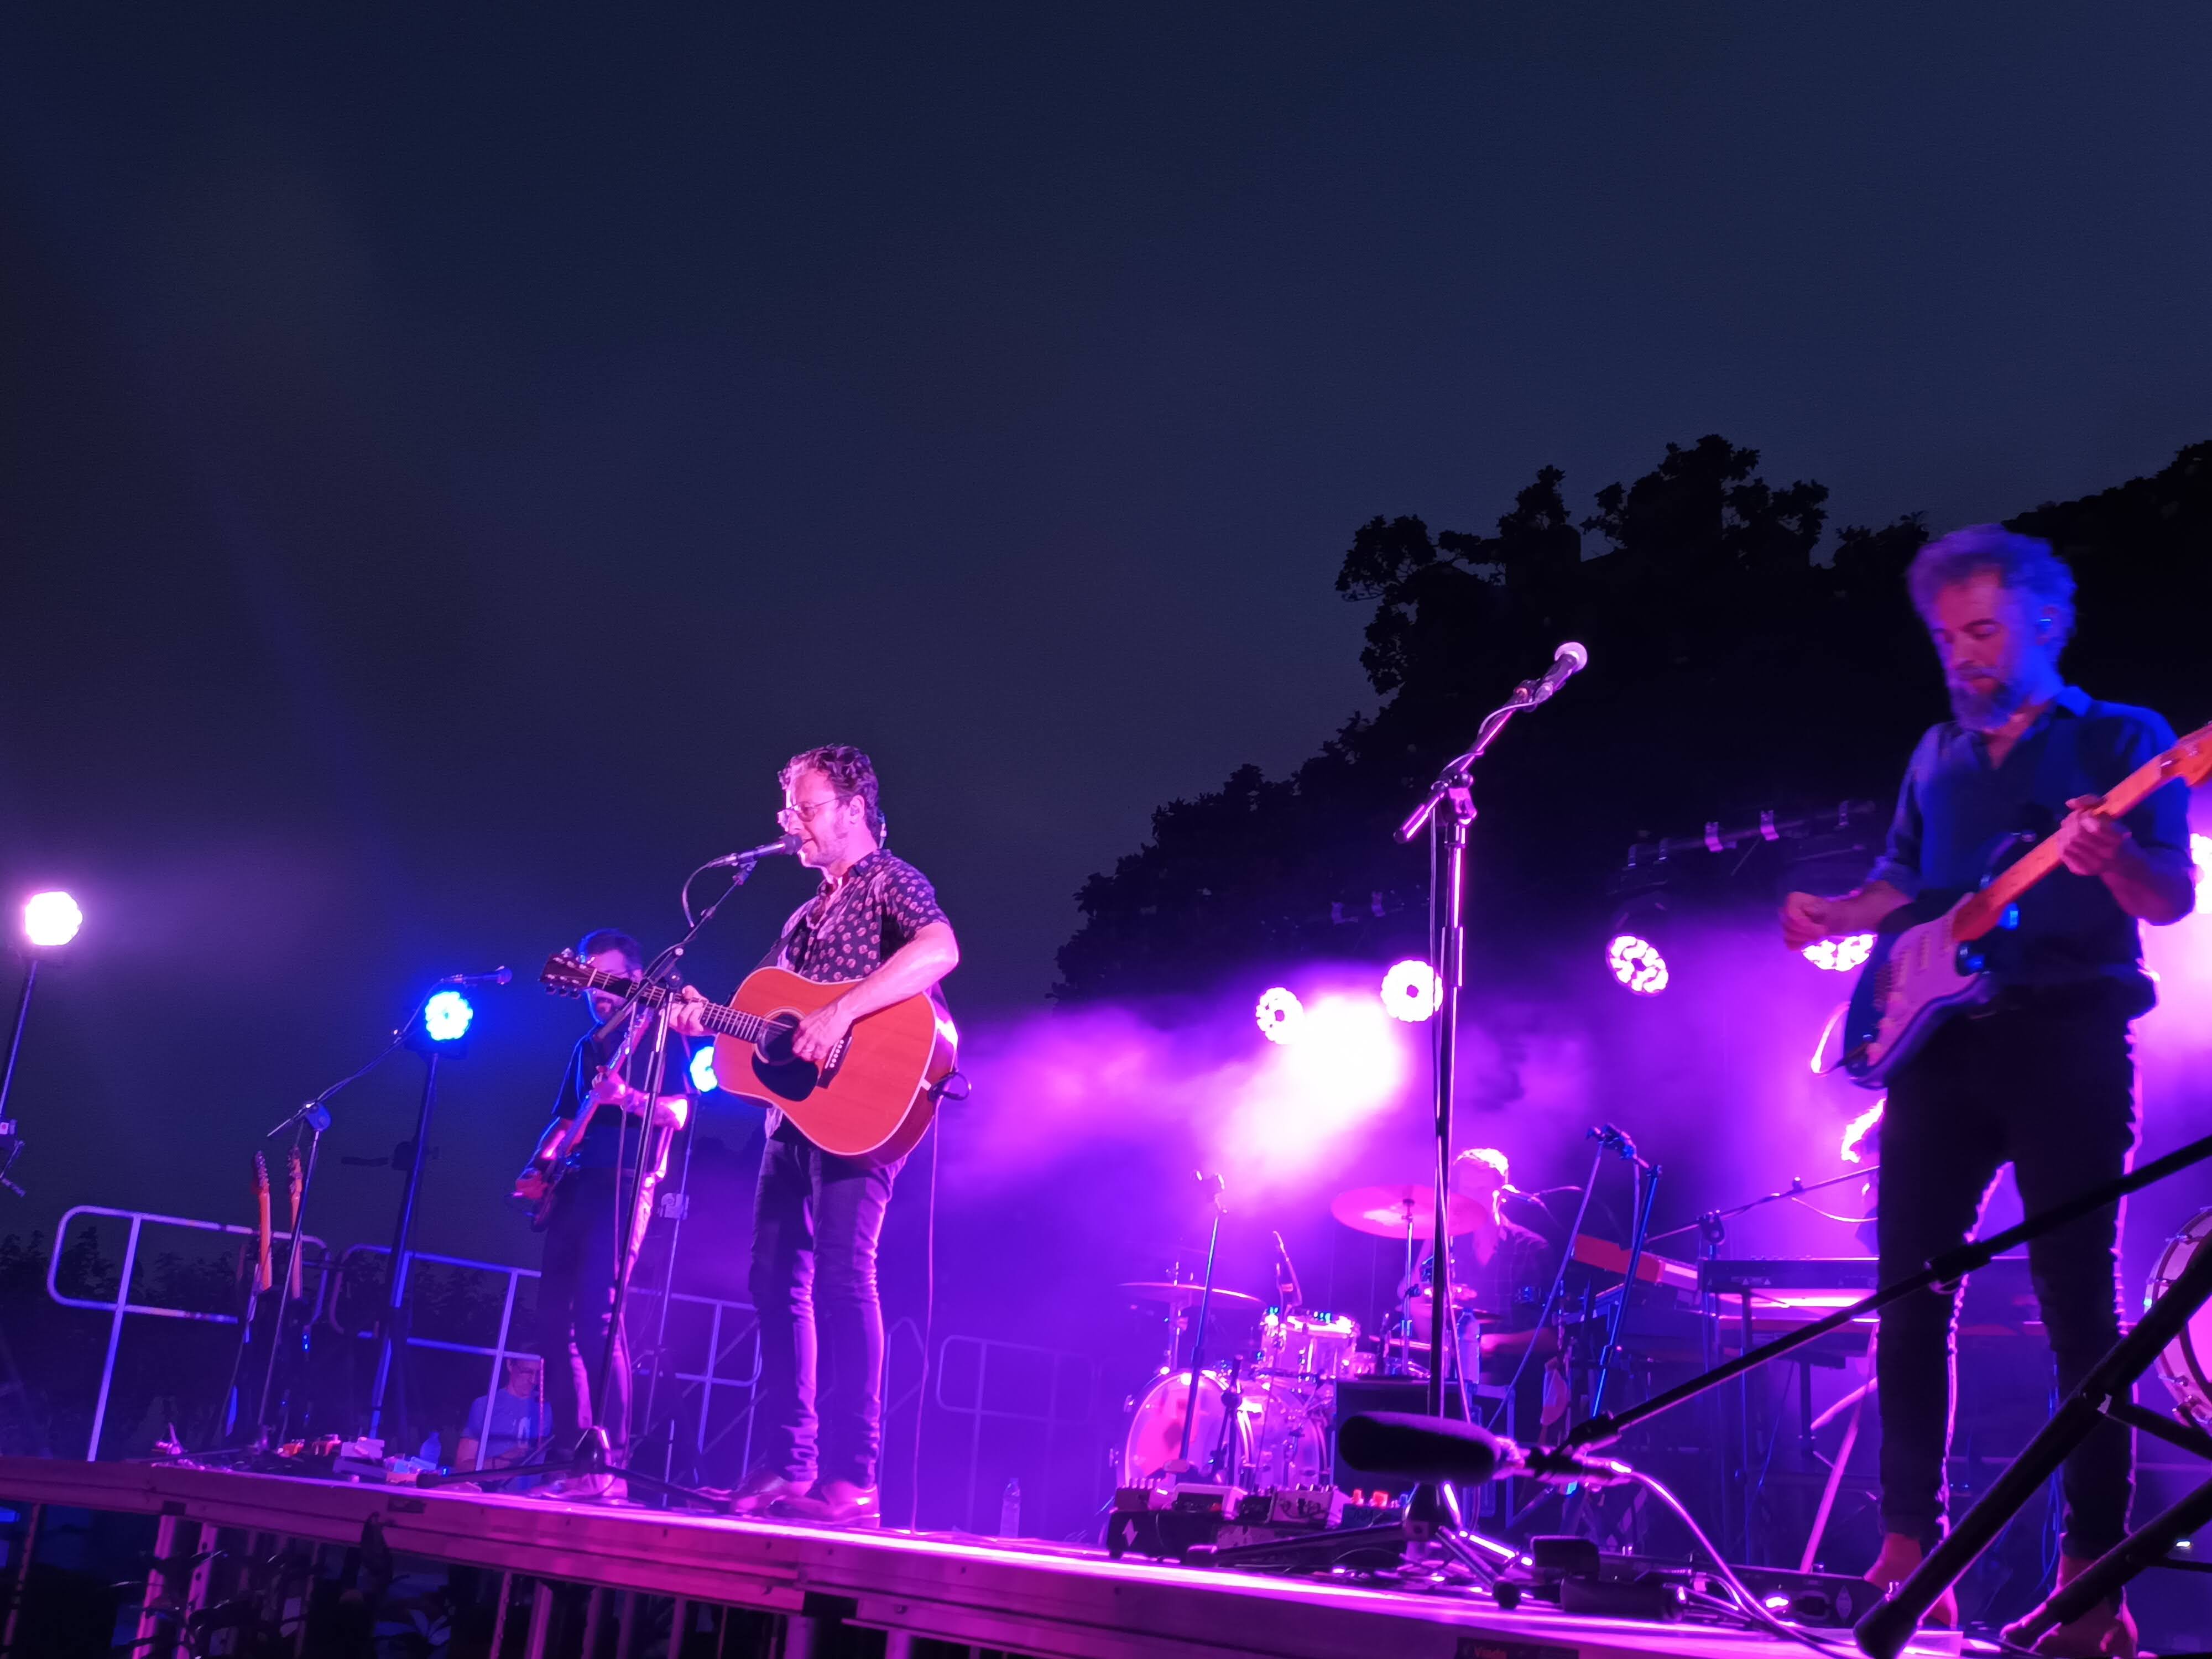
[561,966,779,1045]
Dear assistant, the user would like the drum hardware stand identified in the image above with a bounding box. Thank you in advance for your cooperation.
[1166,1173,1231,1478]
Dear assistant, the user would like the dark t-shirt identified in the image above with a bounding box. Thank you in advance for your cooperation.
[764,849,949,1146]
[550,1013,696,1172]
[1415,1220,1558,1334]
[1867,686,2189,1007]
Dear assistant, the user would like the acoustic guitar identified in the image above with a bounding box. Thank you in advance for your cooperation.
[538,953,958,1167]
[1841,718,2210,1087]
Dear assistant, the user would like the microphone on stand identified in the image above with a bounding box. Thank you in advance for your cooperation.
[706,833,802,868]
[440,968,513,986]
[1518,641,1589,706]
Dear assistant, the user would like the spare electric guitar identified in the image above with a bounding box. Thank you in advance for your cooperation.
[538,953,958,1166]
[1841,718,2211,1087]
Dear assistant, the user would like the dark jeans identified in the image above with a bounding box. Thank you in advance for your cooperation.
[540,1166,633,1459]
[1876,981,2139,1557]
[750,1133,902,1488]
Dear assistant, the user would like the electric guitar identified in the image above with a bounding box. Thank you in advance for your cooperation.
[1841,718,2211,1087]
[538,954,958,1166]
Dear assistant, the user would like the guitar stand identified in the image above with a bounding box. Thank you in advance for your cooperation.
[1853,1214,2212,1659]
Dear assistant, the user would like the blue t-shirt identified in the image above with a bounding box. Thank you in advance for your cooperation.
[1866,685,2190,1005]
[462,1388,547,1464]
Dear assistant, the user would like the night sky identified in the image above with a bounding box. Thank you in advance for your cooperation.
[4,7,2210,1262]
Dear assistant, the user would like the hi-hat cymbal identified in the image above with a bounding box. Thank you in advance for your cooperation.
[1118,1281,1262,1310]
[1329,1183,1478,1239]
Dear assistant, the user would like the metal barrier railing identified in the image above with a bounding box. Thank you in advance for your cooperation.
[46,1206,331,1462]
[48,1209,759,1469]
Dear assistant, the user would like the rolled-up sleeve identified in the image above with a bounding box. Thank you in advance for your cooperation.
[1866,727,1937,897]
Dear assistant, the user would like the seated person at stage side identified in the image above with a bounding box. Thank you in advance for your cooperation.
[1401,1148,1559,1369]
[456,1353,551,1484]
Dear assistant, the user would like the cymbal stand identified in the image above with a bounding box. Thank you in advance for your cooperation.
[1171,1174,1229,1475]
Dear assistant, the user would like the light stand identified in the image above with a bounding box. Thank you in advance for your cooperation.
[0,959,41,1198]
[366,1050,444,1442]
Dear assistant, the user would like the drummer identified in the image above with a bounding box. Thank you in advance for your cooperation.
[1400,1149,1557,1369]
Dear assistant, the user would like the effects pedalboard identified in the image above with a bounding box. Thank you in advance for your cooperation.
[1104,1486,1875,1630]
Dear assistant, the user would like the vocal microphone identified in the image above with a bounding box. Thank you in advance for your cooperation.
[1518,640,1588,706]
[1338,1411,1632,1488]
[707,833,802,868]
[440,968,513,987]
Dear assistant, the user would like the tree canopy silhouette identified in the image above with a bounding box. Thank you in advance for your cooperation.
[1056,436,2210,1003]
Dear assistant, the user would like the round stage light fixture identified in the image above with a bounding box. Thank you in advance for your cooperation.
[690,1044,720,1093]
[1802,932,1876,973]
[1255,987,1306,1046]
[1606,933,1669,996]
[1379,959,1442,1022]
[22,891,82,950]
[422,990,475,1044]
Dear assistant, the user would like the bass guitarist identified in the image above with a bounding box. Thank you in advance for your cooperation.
[670,744,959,1527]
[1781,524,2194,1656]
[514,927,693,1501]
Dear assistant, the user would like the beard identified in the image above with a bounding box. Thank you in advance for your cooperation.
[1947,672,2030,731]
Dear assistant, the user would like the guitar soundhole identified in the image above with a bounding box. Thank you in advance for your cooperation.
[750,1013,821,1103]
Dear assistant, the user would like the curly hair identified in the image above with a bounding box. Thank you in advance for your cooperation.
[1906,524,2077,650]
[781,744,885,838]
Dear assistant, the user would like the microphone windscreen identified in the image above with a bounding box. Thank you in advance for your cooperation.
[1337,1411,1503,1484]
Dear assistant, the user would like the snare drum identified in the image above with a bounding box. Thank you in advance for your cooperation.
[1258,1308,1361,1381]
[2147,1208,2212,1431]
[1120,1370,1329,1490]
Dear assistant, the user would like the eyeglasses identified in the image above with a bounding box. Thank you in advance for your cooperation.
[776,795,848,830]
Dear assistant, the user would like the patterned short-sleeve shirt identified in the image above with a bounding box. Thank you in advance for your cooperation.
[776,850,949,984]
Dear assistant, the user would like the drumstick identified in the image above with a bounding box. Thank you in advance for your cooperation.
[252,1153,273,1294]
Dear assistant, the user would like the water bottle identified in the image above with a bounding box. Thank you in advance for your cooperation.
[999,1477,1021,1538]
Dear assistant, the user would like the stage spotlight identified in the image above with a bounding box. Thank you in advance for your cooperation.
[1840,1097,1885,1165]
[422,990,474,1044]
[22,891,82,950]
[1379,959,1442,1023]
[1802,932,1876,973]
[1606,933,1669,996]
[2194,832,2211,901]
[689,1044,719,1093]
[1255,987,1306,1046]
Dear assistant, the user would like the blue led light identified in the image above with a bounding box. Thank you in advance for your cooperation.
[689,1044,719,1093]
[423,990,474,1043]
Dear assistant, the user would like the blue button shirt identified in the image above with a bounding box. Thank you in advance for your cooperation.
[1867,685,2190,1005]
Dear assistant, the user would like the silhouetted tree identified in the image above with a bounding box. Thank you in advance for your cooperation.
[1056,437,2209,1003]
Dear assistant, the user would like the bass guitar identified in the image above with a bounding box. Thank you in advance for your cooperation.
[538,953,958,1166]
[1841,718,2211,1087]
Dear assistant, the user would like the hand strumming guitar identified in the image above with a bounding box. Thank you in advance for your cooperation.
[1780,882,1911,952]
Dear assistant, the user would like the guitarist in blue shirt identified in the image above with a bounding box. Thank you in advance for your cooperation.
[1781,524,2194,1655]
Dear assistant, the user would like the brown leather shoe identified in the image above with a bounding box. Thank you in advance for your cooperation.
[770,1479,881,1527]
[714,1468,811,1516]
[1863,1532,1958,1629]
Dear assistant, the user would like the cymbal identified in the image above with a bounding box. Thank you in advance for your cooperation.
[1119,1281,1262,1310]
[1330,1184,1477,1239]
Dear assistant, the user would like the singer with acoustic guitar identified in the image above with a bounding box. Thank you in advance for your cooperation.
[513,927,693,1502]
[668,744,960,1528]
[1780,525,2194,1656]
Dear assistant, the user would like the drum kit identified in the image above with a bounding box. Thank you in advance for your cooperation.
[1117,1180,1487,1491]
[2149,1205,2212,1433]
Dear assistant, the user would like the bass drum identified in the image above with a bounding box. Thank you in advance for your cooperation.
[1120,1370,1331,1490]
[2147,1208,2212,1431]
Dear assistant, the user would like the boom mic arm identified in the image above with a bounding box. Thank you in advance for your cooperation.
[1337,1411,1634,1488]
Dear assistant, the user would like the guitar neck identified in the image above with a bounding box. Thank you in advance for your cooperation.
[1953,735,2182,940]
[568,968,776,1046]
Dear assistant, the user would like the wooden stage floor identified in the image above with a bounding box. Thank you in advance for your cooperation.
[0,1455,1972,1659]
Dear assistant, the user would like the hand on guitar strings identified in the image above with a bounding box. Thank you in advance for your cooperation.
[2054,794,2130,878]
[791,997,855,1065]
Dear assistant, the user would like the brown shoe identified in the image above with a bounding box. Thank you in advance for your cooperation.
[770,1479,881,1527]
[714,1468,811,1516]
[1999,1554,2137,1658]
[1863,1532,1958,1629]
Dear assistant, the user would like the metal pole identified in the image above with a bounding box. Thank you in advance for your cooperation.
[255,1122,323,1446]
[85,1216,145,1459]
[369,1051,440,1441]
[1427,789,1472,1417]
[0,961,36,1124]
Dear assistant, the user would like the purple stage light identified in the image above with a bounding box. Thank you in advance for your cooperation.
[1254,987,1305,1045]
[689,1044,719,1093]
[2195,832,2211,900]
[1606,933,1668,995]
[422,989,474,1043]
[1802,932,1876,973]
[21,891,82,950]
[1380,959,1441,1022]
[1840,1097,1885,1165]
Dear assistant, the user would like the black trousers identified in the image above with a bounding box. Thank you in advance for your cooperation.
[539,1165,633,1459]
[749,1133,902,1489]
[1876,981,2139,1557]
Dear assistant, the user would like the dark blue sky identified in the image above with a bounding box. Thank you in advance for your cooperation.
[3,6,2209,1253]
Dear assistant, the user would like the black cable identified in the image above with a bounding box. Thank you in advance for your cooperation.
[1623,1468,1853,1656]
[1487,1145,1605,1428]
